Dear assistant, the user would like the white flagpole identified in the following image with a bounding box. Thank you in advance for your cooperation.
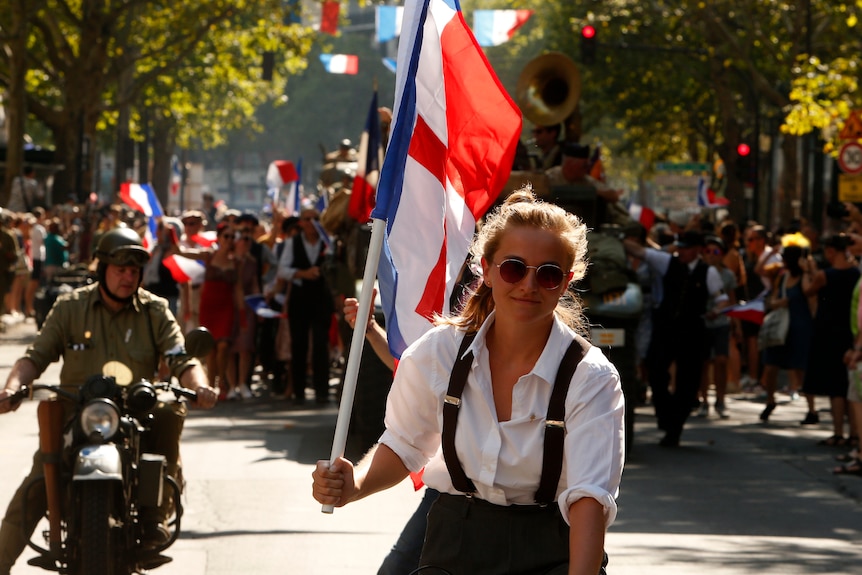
[322,217,386,514]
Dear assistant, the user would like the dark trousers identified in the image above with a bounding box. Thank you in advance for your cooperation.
[420,494,608,575]
[646,325,708,440]
[288,289,333,402]
[378,488,439,575]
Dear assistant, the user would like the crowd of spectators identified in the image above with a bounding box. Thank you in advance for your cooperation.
[628,205,862,473]
[4,178,862,474]
[0,191,352,410]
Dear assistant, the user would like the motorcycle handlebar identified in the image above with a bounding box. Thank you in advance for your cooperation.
[159,382,198,402]
[2,381,198,406]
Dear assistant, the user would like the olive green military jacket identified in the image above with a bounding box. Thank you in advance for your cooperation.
[24,283,199,388]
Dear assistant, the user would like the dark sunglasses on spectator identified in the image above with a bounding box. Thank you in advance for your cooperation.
[495,259,569,290]
[705,248,723,255]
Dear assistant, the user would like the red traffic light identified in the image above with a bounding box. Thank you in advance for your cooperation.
[737,143,751,157]
[582,25,596,39]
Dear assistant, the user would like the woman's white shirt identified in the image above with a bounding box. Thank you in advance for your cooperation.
[379,311,625,527]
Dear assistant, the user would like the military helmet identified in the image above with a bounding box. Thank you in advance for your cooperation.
[95,227,150,267]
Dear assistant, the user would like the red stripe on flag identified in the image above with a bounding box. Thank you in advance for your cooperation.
[440,12,519,217]
[414,233,448,322]
[408,115,447,188]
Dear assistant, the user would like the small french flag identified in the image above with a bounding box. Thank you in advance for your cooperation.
[473,9,533,47]
[163,256,206,285]
[119,182,163,250]
[319,54,358,75]
[188,231,218,248]
[311,219,333,253]
[721,296,766,325]
[628,202,656,230]
[244,294,286,319]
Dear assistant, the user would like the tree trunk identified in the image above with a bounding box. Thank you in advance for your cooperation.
[1,1,30,208]
[150,115,177,212]
[776,134,799,228]
[708,59,747,223]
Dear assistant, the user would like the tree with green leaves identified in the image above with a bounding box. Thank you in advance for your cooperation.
[477,0,858,224]
[0,0,317,206]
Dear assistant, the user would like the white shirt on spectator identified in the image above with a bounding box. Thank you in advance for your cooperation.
[379,310,625,527]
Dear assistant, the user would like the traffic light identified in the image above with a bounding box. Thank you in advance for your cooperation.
[735,142,752,183]
[580,25,596,65]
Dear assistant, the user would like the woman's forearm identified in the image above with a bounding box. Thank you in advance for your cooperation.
[567,498,606,575]
[350,443,411,503]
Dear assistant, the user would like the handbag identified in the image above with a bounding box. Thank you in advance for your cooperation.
[758,274,789,350]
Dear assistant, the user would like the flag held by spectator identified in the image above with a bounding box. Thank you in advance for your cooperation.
[266,160,299,205]
[310,218,333,253]
[473,9,533,47]
[319,53,359,74]
[372,0,522,359]
[170,155,182,196]
[627,201,655,230]
[119,182,163,250]
[245,294,287,318]
[698,176,730,207]
[188,232,218,248]
[721,297,766,325]
[349,91,383,223]
[163,255,206,285]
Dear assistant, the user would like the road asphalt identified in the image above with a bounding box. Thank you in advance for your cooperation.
[1,316,861,574]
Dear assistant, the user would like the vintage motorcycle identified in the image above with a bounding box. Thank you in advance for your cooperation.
[6,329,213,575]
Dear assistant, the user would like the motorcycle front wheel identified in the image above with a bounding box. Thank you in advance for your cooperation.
[78,481,119,575]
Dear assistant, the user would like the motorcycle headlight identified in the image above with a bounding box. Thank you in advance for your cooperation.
[79,399,120,441]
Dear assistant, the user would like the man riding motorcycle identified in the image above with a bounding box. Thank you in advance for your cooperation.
[0,226,218,574]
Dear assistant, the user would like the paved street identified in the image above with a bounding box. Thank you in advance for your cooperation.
[1,318,862,574]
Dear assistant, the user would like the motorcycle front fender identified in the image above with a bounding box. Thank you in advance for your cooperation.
[73,444,123,481]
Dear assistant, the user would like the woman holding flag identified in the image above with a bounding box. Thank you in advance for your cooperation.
[313,189,624,575]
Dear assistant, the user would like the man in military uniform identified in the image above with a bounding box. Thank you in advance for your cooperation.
[0,227,218,574]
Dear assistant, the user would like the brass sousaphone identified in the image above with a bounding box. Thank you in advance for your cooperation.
[515,52,581,127]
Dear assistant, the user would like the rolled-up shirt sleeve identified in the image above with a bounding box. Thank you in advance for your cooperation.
[378,328,451,472]
[557,347,625,528]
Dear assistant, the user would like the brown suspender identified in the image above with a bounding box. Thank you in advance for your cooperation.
[441,332,589,505]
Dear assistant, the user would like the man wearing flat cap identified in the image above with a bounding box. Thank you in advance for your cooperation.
[623,229,728,446]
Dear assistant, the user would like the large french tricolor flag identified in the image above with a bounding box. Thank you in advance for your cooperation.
[348,91,383,223]
[372,0,522,359]
[473,9,533,47]
[119,182,163,249]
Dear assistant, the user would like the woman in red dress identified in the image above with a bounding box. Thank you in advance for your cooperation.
[198,223,243,396]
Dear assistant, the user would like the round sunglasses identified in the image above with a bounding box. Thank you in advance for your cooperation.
[495,259,569,290]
